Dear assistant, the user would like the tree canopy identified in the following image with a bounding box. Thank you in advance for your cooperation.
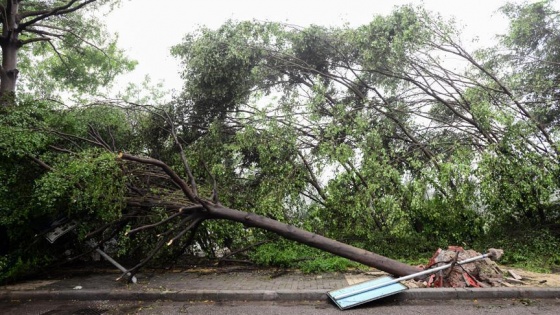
[1,2,560,282]
[165,3,560,266]
[0,0,135,106]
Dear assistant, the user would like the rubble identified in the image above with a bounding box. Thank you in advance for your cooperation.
[422,246,504,287]
[508,269,522,280]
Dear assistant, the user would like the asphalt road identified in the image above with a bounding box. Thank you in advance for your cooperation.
[2,298,560,315]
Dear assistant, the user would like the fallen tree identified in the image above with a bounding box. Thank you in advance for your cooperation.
[3,3,559,283]
[117,152,422,279]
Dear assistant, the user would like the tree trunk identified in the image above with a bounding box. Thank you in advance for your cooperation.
[0,0,21,107]
[0,43,19,106]
[119,153,423,278]
[202,201,422,277]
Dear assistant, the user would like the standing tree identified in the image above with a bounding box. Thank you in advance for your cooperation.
[0,0,136,281]
[0,0,133,106]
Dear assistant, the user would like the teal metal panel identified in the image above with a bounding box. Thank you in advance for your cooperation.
[328,276,408,310]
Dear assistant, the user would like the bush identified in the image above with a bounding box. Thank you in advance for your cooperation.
[477,228,560,272]
[250,239,362,273]
[299,256,360,273]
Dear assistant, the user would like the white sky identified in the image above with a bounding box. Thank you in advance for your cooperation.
[103,0,541,94]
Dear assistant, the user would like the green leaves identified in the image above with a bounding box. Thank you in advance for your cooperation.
[0,100,52,158]
[16,2,136,100]
[250,239,361,273]
[34,150,126,226]
[478,139,559,226]
[171,21,271,128]
[46,39,136,94]
[355,5,428,69]
[5,1,560,279]
[0,97,137,280]
[491,0,560,129]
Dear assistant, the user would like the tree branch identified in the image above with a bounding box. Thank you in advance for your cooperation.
[297,151,327,201]
[19,0,98,29]
[125,207,201,236]
[120,152,422,277]
[118,152,199,203]
[18,36,49,45]
[28,155,53,171]
[165,110,198,196]
[166,217,204,246]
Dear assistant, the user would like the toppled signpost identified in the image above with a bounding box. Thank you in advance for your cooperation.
[328,247,504,310]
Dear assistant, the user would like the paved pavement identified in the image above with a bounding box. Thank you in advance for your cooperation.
[1,268,560,302]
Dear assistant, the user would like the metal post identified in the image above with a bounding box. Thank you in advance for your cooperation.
[95,248,137,284]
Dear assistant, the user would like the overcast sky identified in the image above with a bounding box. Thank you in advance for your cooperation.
[103,0,544,94]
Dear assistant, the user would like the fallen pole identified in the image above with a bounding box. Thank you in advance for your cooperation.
[95,248,137,284]
[328,248,503,310]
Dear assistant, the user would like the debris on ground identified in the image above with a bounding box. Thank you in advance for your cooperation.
[508,269,522,280]
[413,246,504,288]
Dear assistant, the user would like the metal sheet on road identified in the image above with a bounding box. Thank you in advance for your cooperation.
[328,276,408,309]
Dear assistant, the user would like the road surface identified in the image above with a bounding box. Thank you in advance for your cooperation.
[1,298,559,314]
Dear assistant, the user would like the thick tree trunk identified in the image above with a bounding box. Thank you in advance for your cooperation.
[0,0,21,107]
[0,43,19,106]
[203,201,422,277]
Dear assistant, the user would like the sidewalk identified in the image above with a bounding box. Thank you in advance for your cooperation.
[1,268,560,302]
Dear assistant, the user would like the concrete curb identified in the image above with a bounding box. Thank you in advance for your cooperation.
[1,288,559,302]
[400,288,560,300]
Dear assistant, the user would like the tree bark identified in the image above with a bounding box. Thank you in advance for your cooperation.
[203,201,422,277]
[0,42,19,106]
[0,0,21,106]
[0,0,104,107]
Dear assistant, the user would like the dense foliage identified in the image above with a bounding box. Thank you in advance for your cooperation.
[168,2,560,269]
[2,1,560,281]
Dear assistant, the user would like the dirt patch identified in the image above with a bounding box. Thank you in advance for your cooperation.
[504,267,560,287]
[401,266,560,288]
